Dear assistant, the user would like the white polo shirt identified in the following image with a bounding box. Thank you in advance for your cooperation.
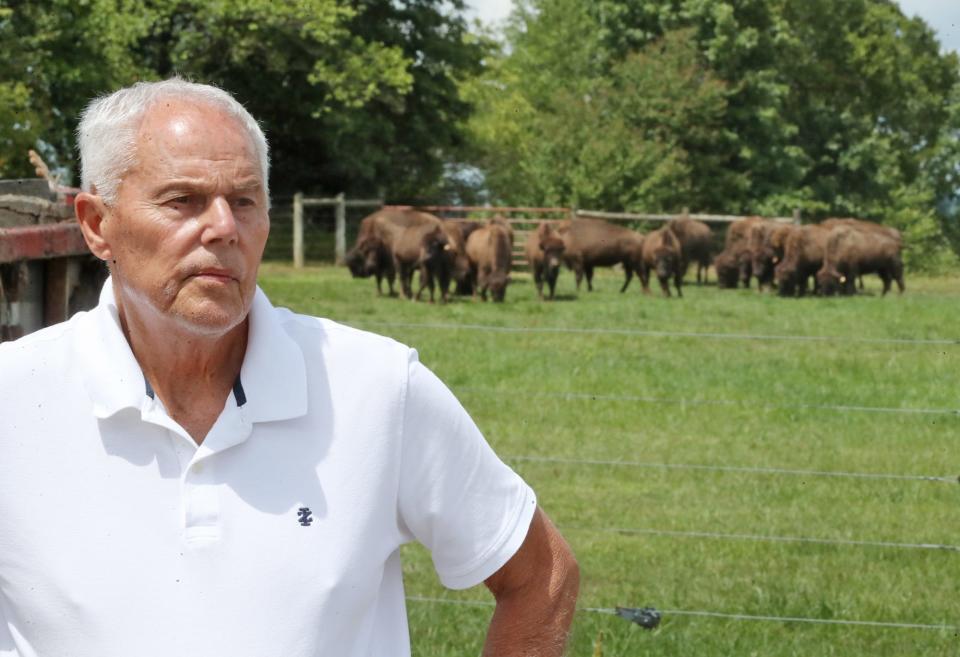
[0,279,536,657]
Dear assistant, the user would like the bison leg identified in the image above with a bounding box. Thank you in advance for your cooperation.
[534,263,544,300]
[620,267,634,293]
[674,271,683,298]
[547,272,557,300]
[585,265,595,292]
[658,275,671,298]
[893,260,905,294]
[639,263,652,295]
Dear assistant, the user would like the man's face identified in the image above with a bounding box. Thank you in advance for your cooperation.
[103,101,269,336]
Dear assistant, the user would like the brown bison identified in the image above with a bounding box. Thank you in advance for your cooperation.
[465,220,513,302]
[344,208,451,300]
[525,222,566,300]
[556,218,645,292]
[640,227,684,297]
[749,222,796,291]
[714,216,765,289]
[667,217,713,284]
[774,224,833,297]
[713,249,741,288]
[815,226,905,296]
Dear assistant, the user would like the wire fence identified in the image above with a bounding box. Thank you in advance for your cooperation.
[504,454,959,484]
[406,596,959,632]
[458,387,960,417]
[562,525,960,553]
[362,298,959,641]
[347,320,960,347]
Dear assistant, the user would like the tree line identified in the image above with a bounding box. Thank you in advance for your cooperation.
[2,0,959,268]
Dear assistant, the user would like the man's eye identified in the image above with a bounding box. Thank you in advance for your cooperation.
[232,197,256,208]
[167,195,198,207]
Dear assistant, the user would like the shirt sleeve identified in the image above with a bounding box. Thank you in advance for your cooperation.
[398,349,537,590]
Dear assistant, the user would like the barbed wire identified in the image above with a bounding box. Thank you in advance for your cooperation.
[504,454,959,484]
[458,387,960,417]
[350,320,959,347]
[563,525,960,553]
[406,596,958,632]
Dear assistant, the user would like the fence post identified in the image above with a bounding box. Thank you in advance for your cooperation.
[792,208,801,225]
[335,192,346,264]
[293,192,304,268]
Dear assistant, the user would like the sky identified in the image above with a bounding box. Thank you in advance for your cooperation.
[463,0,960,54]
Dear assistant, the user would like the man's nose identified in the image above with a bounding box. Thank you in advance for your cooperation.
[200,197,239,244]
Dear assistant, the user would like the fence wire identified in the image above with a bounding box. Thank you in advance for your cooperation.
[504,454,959,484]
[458,387,960,417]
[406,596,958,632]
[564,525,960,553]
[350,320,960,347]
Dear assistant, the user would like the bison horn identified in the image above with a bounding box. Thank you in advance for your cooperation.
[772,256,779,263]
[839,275,847,283]
[444,244,453,251]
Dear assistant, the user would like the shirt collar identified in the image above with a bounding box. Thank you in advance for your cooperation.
[78,278,308,423]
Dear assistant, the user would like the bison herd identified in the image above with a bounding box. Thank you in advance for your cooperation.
[345,208,905,302]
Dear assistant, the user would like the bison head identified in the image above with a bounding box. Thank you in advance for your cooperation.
[540,236,565,278]
[816,268,849,296]
[418,229,449,268]
[488,272,510,302]
[345,238,381,278]
[655,249,678,281]
[774,259,799,297]
[751,248,776,287]
[714,252,739,288]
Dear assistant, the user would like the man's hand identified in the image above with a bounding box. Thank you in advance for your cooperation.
[483,507,580,656]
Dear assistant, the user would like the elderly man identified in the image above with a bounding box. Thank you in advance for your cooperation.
[0,79,578,656]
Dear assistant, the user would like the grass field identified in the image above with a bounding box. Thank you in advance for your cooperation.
[259,262,960,656]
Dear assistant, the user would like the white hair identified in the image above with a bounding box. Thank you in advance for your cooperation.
[77,77,270,205]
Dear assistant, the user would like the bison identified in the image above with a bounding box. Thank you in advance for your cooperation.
[525,222,566,300]
[749,222,797,292]
[714,216,765,289]
[345,208,445,298]
[667,217,713,284]
[555,218,645,292]
[774,224,833,297]
[815,225,905,296]
[465,220,513,302]
[640,226,683,297]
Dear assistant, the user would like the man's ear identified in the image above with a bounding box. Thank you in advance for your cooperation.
[74,192,113,261]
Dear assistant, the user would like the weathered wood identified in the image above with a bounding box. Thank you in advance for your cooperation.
[334,192,346,264]
[293,192,304,269]
[0,223,90,263]
[576,210,795,224]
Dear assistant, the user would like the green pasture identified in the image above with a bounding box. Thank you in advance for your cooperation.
[259,262,960,656]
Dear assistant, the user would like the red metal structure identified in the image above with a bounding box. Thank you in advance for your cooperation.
[0,181,104,342]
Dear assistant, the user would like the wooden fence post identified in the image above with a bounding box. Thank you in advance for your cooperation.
[793,208,801,225]
[334,192,346,264]
[293,192,304,268]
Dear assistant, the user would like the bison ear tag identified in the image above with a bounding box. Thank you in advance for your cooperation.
[839,275,847,283]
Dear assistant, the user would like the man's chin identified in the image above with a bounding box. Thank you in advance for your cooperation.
[170,301,249,337]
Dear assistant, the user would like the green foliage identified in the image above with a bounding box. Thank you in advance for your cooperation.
[465,0,960,267]
[0,0,481,200]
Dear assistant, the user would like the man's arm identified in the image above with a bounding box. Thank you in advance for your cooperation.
[482,507,580,656]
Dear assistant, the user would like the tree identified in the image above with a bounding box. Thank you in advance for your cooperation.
[463,0,960,266]
[0,0,482,203]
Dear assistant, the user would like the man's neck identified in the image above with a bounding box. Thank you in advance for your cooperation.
[117,301,249,445]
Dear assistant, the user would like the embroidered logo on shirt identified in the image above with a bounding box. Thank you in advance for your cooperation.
[297,507,313,526]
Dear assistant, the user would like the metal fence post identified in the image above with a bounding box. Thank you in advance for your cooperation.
[293,192,304,268]
[335,192,346,264]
